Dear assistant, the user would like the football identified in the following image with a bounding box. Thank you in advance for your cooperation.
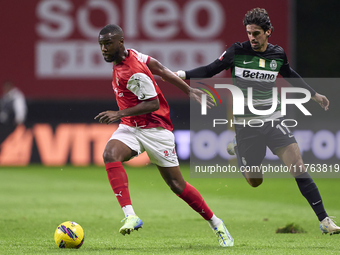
[227,137,236,155]
[227,142,235,155]
[54,221,85,248]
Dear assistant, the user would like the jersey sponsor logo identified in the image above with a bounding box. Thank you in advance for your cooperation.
[243,60,253,64]
[243,70,276,81]
[127,72,157,100]
[235,67,278,82]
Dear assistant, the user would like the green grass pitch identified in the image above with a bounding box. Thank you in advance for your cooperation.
[1,164,340,254]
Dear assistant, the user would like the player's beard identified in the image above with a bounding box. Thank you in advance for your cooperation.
[104,50,120,63]
[251,41,260,50]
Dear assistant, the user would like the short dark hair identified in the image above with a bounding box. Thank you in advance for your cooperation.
[243,8,274,33]
[99,24,123,36]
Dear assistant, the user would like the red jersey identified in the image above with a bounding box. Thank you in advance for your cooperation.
[111,49,173,131]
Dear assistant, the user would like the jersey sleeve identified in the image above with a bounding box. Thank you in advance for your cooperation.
[130,49,150,64]
[218,43,235,68]
[127,73,157,100]
[185,44,235,79]
[279,51,316,96]
[278,51,291,77]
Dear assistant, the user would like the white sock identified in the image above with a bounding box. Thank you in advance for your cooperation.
[122,205,136,217]
[207,214,222,229]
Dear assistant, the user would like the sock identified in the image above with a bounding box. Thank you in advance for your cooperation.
[178,182,214,220]
[207,214,222,229]
[295,172,328,221]
[105,162,132,208]
[122,205,136,217]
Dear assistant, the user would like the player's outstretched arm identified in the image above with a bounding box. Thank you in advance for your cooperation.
[147,57,191,95]
[311,92,329,111]
[147,57,214,108]
[280,67,329,111]
[94,99,159,124]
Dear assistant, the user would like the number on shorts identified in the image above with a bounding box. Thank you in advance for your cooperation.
[276,123,291,135]
[164,149,176,157]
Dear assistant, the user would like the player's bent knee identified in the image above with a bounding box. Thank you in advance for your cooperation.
[103,149,124,164]
[290,159,305,175]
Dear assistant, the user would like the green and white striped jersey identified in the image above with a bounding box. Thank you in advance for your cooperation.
[218,41,287,123]
[185,40,316,124]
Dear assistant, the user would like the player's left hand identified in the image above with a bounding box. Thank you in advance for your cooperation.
[190,87,215,109]
[94,111,121,124]
[311,93,329,111]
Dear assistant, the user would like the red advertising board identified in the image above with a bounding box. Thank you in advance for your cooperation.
[1,0,291,99]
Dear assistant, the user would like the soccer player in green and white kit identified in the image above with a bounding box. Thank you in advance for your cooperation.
[176,8,340,235]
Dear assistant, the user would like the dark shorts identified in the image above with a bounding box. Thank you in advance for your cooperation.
[234,118,296,167]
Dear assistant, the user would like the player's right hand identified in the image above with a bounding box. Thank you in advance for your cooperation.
[94,111,121,124]
[190,88,215,109]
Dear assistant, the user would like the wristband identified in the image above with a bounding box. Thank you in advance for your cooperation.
[177,70,186,79]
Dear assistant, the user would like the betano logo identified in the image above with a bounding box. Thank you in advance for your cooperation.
[197,82,222,115]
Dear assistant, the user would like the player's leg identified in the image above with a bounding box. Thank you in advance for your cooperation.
[104,139,137,213]
[103,125,143,235]
[227,136,263,186]
[234,124,266,187]
[157,165,233,247]
[234,144,263,187]
[140,127,233,247]
[268,120,329,225]
[276,143,340,234]
[157,165,216,220]
[269,120,330,221]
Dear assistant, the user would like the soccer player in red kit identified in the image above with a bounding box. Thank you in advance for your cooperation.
[95,24,233,247]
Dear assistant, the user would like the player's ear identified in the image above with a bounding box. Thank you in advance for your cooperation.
[266,29,272,38]
[119,36,124,45]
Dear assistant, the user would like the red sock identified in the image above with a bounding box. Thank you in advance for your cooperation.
[105,162,131,207]
[178,182,213,220]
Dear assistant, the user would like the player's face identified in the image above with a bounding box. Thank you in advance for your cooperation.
[246,24,271,52]
[98,33,123,63]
